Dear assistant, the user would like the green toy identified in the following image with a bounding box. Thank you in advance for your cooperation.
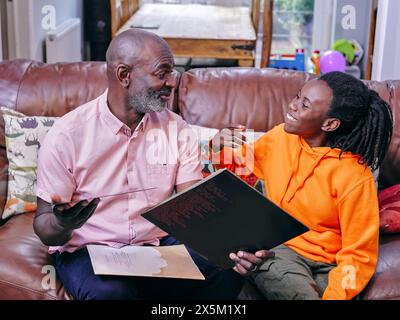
[332,39,364,65]
[332,39,355,64]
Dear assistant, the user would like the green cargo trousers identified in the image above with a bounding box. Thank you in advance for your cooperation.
[250,244,336,300]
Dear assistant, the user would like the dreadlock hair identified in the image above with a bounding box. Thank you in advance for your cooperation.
[319,71,393,171]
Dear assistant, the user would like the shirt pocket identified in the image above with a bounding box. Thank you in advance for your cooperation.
[146,163,176,177]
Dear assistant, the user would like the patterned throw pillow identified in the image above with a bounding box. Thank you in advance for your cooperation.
[189,125,219,177]
[378,184,400,234]
[1,108,57,219]
[189,125,265,193]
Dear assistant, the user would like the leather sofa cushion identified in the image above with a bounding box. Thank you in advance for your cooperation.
[13,61,181,117]
[178,67,316,131]
[15,61,108,117]
[0,59,33,109]
[365,81,400,188]
[361,234,400,300]
[0,213,71,300]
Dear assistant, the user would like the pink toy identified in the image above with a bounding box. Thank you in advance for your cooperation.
[320,50,346,74]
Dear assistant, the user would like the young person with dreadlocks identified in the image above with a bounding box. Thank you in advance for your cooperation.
[210,71,393,300]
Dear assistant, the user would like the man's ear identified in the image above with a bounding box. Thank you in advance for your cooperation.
[321,118,341,132]
[116,64,131,88]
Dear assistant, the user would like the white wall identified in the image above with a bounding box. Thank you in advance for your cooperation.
[9,0,83,61]
[330,0,374,78]
[372,0,400,81]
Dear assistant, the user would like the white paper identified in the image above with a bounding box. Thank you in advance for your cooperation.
[87,244,205,280]
[88,245,167,276]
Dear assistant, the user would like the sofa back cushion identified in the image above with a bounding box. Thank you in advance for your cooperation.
[178,68,316,132]
[14,61,108,117]
[178,67,400,187]
[0,60,181,117]
[365,80,400,188]
[0,60,34,110]
[1,61,399,211]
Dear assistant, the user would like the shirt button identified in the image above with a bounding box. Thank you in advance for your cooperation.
[130,225,136,241]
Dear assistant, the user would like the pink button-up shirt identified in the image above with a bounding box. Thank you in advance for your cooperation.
[37,90,202,254]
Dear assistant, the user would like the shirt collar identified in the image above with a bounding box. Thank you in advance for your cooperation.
[100,89,150,135]
[136,113,149,133]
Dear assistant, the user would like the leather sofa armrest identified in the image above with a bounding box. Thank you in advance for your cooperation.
[0,112,8,217]
[361,234,400,300]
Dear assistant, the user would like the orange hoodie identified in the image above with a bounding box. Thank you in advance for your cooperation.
[213,124,379,300]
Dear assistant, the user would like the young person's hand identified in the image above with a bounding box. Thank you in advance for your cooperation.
[51,195,100,231]
[210,124,247,152]
[229,250,275,276]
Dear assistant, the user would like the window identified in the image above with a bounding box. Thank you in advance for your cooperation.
[272,0,315,56]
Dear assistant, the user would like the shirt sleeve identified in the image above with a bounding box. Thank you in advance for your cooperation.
[175,122,203,186]
[322,177,379,300]
[36,127,76,204]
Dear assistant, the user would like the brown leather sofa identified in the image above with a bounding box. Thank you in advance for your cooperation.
[0,59,399,300]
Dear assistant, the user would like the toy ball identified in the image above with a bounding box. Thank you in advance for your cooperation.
[320,50,346,74]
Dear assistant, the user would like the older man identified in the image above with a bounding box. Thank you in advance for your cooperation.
[33,29,272,300]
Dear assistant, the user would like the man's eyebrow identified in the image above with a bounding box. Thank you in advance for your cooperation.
[153,63,174,72]
[159,62,174,69]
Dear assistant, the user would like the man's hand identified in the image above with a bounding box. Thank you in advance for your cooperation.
[51,195,100,231]
[210,124,247,153]
[230,250,275,276]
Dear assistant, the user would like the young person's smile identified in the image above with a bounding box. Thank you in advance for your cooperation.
[284,79,334,147]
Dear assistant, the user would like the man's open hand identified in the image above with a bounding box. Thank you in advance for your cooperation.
[230,250,275,276]
[51,195,100,231]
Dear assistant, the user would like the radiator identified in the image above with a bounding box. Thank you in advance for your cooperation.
[46,18,82,63]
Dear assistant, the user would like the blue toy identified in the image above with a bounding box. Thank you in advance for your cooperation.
[268,49,306,72]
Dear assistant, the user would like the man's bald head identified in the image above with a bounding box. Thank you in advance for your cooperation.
[105,29,175,115]
[106,29,172,69]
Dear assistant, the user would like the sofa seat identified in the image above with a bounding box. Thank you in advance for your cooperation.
[0,213,71,300]
[1,212,399,300]
[361,234,400,300]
